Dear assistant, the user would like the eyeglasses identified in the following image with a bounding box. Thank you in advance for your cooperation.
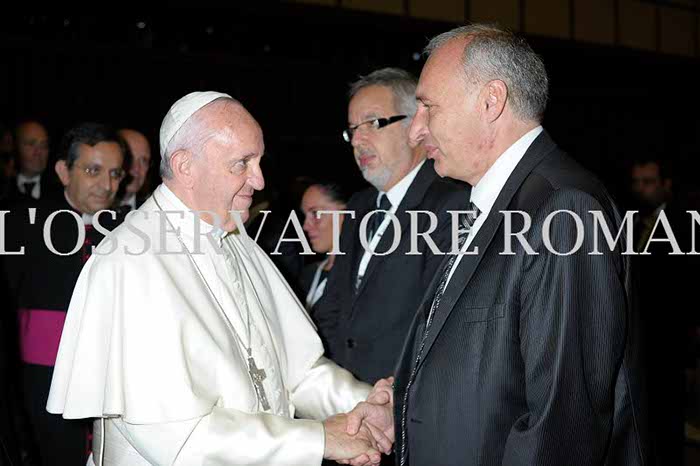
[73,163,126,181]
[342,115,407,143]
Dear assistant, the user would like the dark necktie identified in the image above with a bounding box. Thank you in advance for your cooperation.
[368,193,392,240]
[355,194,392,291]
[399,201,480,466]
[22,181,36,197]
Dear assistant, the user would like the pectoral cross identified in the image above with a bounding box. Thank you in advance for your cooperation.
[248,356,270,411]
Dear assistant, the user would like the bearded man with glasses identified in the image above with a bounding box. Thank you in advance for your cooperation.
[315,68,467,440]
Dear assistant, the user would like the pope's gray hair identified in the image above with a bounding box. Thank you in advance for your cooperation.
[348,67,418,121]
[160,97,239,179]
[425,24,548,122]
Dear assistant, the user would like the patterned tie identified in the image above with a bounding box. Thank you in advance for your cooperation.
[399,202,480,466]
[368,193,392,240]
[355,194,393,291]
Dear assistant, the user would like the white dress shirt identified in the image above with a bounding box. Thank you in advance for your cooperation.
[445,126,543,286]
[356,160,426,284]
[17,173,41,199]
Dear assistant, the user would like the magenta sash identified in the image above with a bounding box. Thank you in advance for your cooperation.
[17,308,66,367]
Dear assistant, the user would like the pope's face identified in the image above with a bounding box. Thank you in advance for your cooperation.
[189,107,265,232]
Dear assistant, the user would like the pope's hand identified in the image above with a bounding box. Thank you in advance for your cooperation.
[323,414,382,465]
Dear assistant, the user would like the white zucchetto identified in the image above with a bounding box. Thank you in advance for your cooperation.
[159,91,232,156]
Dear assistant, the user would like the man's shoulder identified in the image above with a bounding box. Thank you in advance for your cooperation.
[425,175,470,200]
[413,172,469,213]
[346,186,377,210]
[402,159,466,204]
[523,150,614,208]
[2,197,68,236]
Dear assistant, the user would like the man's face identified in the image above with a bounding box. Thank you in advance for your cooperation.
[631,162,669,211]
[16,122,49,176]
[120,129,151,195]
[57,142,125,215]
[189,107,265,232]
[302,185,345,253]
[347,85,414,191]
[409,38,488,185]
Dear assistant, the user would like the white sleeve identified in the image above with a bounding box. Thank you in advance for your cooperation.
[291,356,372,421]
[101,358,369,466]
[108,408,325,466]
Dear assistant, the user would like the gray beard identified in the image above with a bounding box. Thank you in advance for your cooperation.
[361,165,392,191]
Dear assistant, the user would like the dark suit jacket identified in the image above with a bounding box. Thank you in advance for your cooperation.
[1,196,125,466]
[1,173,62,203]
[394,131,649,466]
[316,160,468,384]
[631,201,691,465]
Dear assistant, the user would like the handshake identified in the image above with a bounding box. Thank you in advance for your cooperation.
[323,377,395,466]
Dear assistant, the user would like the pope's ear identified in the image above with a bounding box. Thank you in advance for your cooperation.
[170,149,194,186]
[55,160,70,187]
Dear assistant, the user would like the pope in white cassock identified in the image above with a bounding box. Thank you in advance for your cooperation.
[46,92,394,466]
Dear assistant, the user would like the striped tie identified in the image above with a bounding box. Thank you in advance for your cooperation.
[399,202,480,466]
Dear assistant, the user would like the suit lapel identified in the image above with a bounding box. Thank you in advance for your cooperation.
[349,200,373,294]
[352,162,437,301]
[416,131,558,370]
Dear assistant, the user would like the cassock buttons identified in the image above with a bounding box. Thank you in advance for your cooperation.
[346,338,355,349]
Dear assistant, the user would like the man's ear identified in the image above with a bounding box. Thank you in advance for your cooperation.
[55,160,70,187]
[483,80,508,123]
[170,149,194,188]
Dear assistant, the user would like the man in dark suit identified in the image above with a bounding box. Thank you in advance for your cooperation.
[349,25,649,466]
[315,68,466,387]
[629,156,691,465]
[117,128,152,210]
[1,122,129,466]
[2,120,60,203]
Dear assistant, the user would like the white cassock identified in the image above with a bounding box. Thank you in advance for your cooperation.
[47,184,371,466]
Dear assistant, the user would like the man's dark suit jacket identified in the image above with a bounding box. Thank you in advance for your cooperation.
[1,173,62,203]
[632,201,692,465]
[316,160,468,384]
[394,131,649,466]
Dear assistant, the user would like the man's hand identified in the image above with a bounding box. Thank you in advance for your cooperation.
[346,401,394,444]
[347,377,395,443]
[366,377,394,406]
[323,414,382,465]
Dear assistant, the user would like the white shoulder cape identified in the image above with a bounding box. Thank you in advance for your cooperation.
[47,196,325,424]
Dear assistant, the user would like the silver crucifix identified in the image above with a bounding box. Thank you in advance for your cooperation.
[248,356,270,411]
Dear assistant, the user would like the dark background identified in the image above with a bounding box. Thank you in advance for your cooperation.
[1,5,699,206]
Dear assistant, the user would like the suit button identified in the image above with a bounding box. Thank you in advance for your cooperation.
[346,338,355,349]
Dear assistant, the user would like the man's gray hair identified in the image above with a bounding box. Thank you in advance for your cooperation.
[159,97,236,179]
[425,24,549,122]
[349,67,418,120]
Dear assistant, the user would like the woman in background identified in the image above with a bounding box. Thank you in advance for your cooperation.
[300,181,350,314]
